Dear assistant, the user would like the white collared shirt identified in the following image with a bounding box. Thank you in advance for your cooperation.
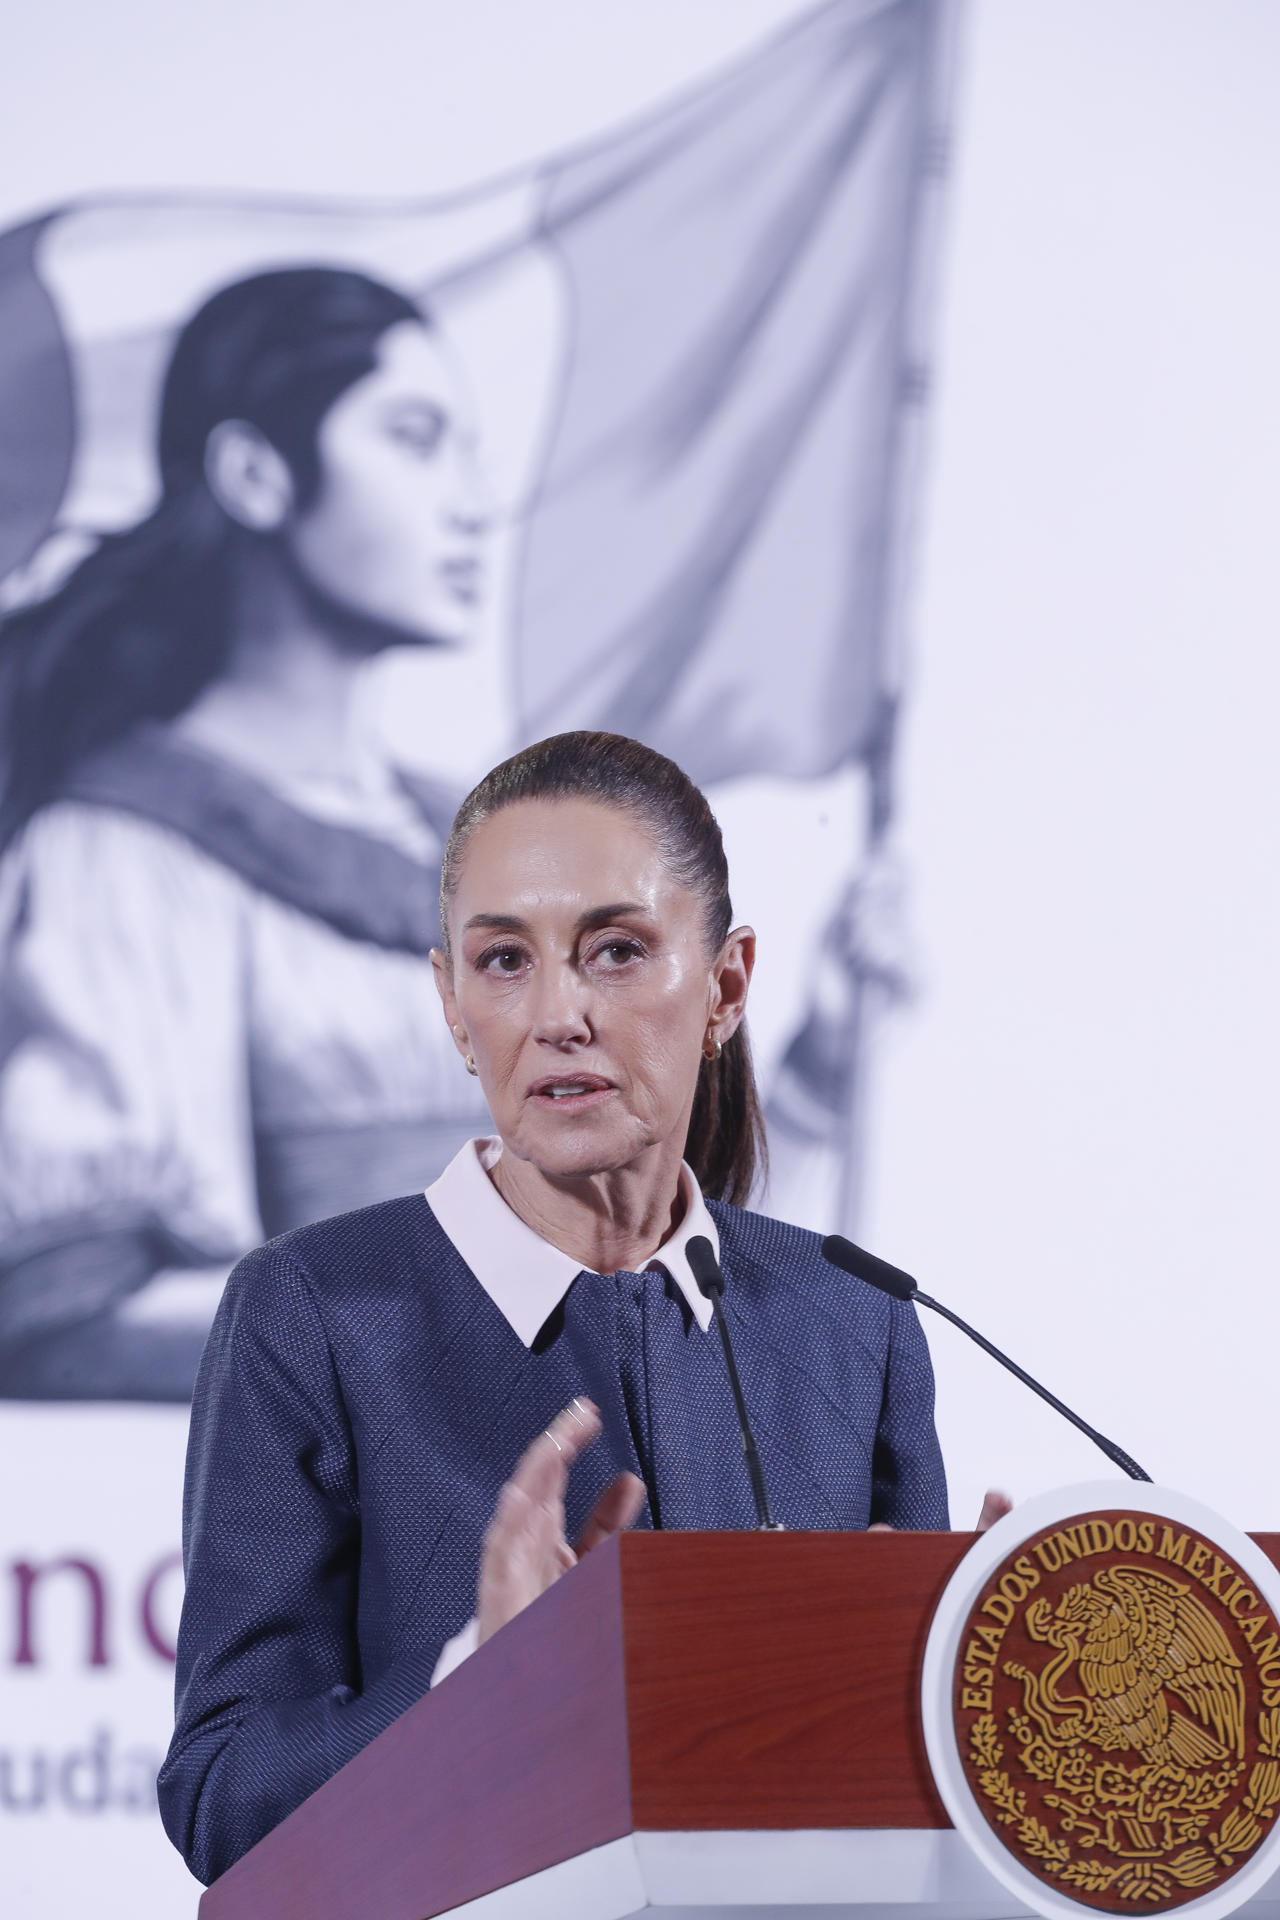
[424,1135,719,1682]
[425,1134,717,1343]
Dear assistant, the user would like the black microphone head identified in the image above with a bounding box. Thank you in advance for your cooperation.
[686,1235,724,1301]
[821,1234,918,1302]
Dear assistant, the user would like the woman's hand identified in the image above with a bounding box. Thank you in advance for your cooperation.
[976,1488,1013,1532]
[477,1397,646,1645]
[869,1487,1013,1535]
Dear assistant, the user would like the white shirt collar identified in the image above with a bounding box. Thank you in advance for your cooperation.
[425,1136,718,1347]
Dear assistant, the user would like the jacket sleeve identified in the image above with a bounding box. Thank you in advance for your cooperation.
[156,1240,438,1885]
[869,1294,949,1528]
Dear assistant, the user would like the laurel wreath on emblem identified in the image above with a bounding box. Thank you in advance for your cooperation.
[967,1565,1280,1905]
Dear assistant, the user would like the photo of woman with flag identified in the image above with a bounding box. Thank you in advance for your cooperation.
[0,264,493,1399]
[0,0,951,1402]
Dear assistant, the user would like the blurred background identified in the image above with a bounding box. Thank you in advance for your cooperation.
[0,1,1277,1911]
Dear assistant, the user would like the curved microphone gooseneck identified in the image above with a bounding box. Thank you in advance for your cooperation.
[821,1234,1152,1483]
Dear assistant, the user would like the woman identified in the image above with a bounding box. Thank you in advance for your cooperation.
[0,265,492,1399]
[158,730,978,1886]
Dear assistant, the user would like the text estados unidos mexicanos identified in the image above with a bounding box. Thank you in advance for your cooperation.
[959,1521,1280,1712]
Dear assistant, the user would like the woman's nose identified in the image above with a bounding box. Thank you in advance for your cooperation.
[446,444,496,538]
[529,964,591,1047]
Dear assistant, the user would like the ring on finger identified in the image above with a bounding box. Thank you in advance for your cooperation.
[543,1427,564,1453]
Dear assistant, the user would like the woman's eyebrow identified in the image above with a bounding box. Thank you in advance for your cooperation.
[462,902,648,936]
[383,395,446,417]
[463,912,528,933]
[576,902,647,932]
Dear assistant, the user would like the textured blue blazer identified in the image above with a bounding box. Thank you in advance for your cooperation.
[158,1193,948,1883]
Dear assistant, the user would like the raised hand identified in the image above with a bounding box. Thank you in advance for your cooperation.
[476,1397,645,1645]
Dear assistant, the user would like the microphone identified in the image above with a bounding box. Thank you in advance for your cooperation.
[821,1234,1152,1483]
[687,1235,782,1530]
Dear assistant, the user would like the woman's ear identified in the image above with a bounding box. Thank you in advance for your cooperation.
[709,925,756,1044]
[204,419,295,532]
[430,948,469,1059]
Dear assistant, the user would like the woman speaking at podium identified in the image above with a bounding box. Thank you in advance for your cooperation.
[159,730,954,1884]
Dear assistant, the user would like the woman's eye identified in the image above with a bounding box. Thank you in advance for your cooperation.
[593,939,643,967]
[481,946,526,975]
[386,404,446,457]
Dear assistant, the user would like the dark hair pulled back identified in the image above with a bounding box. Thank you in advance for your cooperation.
[441,731,766,1207]
[0,266,423,849]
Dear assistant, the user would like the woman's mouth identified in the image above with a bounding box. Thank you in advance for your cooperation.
[440,555,483,604]
[528,1075,615,1112]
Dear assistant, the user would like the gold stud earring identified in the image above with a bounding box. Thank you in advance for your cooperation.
[464,1054,478,1076]
[703,1034,723,1062]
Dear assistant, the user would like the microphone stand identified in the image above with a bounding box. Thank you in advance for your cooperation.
[688,1236,783,1530]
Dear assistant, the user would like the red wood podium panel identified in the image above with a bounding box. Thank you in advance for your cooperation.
[199,1530,1280,1920]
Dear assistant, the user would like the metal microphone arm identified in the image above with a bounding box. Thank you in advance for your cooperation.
[821,1234,1152,1484]
[914,1289,1152,1483]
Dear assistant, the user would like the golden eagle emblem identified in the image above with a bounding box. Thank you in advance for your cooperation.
[951,1515,1280,1913]
[1010,1565,1245,1779]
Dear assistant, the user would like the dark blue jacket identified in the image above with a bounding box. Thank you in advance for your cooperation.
[158,1193,947,1883]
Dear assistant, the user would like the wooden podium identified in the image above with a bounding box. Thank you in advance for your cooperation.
[198,1531,1280,1920]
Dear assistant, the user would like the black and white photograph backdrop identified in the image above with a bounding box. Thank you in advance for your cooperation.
[1,1,1277,1912]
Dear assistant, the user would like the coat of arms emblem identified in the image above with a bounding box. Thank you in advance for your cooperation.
[923,1486,1280,1919]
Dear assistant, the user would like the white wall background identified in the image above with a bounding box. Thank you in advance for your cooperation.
[1,3,1278,1914]
[867,0,1280,1535]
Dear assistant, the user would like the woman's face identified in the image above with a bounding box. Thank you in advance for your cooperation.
[433,798,754,1183]
[286,319,489,646]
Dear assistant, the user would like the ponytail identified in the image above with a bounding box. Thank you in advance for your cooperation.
[685,1024,765,1207]
[0,490,233,848]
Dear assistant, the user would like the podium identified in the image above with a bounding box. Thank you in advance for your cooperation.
[199,1530,1280,1920]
